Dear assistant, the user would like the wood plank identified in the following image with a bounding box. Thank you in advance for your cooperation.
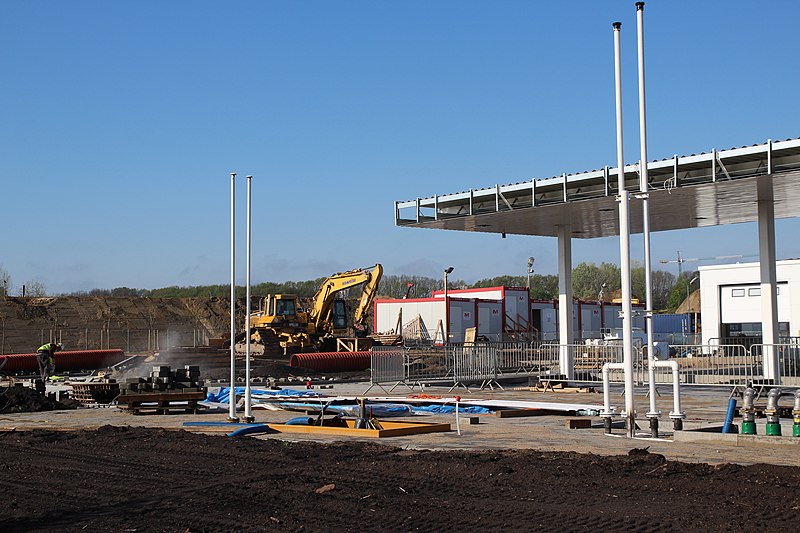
[495,408,576,418]
[117,391,206,403]
[565,418,592,429]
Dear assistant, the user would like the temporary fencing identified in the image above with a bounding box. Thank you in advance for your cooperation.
[1,327,211,355]
[366,346,406,393]
[451,343,500,391]
[368,340,800,392]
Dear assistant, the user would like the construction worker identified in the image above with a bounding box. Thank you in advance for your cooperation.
[36,342,62,381]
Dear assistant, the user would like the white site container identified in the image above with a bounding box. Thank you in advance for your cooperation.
[374,297,504,344]
[531,299,646,341]
[432,286,530,332]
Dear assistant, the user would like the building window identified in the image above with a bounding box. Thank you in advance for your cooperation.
[731,289,745,297]
[748,288,761,297]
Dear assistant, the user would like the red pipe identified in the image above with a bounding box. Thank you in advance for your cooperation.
[289,351,371,372]
[0,349,127,373]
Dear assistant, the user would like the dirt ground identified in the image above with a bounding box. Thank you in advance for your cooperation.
[1,426,798,532]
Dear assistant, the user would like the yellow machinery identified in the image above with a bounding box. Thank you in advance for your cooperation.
[248,264,383,354]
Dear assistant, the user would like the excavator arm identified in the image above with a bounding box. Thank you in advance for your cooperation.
[353,263,383,330]
[310,264,383,334]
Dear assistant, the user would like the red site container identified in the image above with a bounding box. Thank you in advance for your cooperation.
[289,351,371,372]
[0,349,127,373]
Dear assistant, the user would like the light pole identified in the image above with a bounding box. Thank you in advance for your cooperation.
[686,276,699,339]
[598,283,607,333]
[443,267,454,300]
[527,257,535,290]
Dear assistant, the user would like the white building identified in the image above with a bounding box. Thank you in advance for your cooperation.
[373,296,504,343]
[699,259,800,346]
[432,286,530,332]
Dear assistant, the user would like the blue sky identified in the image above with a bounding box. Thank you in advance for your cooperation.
[2,1,799,294]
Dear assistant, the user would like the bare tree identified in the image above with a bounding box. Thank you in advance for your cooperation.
[0,265,11,296]
[22,281,47,297]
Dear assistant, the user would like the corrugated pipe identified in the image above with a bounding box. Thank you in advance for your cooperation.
[740,387,757,435]
[0,349,127,373]
[792,390,800,437]
[289,351,371,372]
[765,388,782,436]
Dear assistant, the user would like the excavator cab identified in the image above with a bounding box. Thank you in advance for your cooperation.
[331,299,347,331]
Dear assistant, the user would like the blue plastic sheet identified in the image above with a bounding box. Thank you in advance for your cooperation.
[206,387,320,403]
[412,404,491,414]
[275,402,413,417]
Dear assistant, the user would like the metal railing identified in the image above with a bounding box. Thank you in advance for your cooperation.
[368,340,800,391]
[451,343,500,390]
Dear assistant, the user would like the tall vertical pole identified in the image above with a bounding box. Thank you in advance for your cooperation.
[443,270,448,343]
[244,175,254,422]
[758,177,780,382]
[228,172,238,422]
[636,2,660,434]
[557,225,574,380]
[613,22,636,438]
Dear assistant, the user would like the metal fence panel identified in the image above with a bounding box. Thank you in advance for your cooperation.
[450,344,498,388]
[369,347,405,384]
[750,344,800,386]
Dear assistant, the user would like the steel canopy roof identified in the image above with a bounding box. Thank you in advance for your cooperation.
[395,138,800,239]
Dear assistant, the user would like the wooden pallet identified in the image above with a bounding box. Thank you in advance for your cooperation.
[117,391,206,415]
[71,383,121,405]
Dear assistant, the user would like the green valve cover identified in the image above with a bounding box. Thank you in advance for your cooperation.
[765,423,782,437]
[741,421,757,435]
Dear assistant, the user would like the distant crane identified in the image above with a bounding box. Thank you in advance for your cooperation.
[659,251,758,277]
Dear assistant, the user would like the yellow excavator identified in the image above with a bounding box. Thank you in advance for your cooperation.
[247,264,383,354]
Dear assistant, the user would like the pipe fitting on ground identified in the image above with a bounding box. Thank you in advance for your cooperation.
[668,410,686,431]
[764,388,782,437]
[740,387,757,435]
[793,390,800,438]
[600,408,616,435]
[648,416,659,438]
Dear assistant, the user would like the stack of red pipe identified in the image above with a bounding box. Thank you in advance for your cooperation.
[0,349,127,373]
[289,351,371,372]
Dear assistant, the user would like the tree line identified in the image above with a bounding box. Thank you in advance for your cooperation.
[42,262,698,313]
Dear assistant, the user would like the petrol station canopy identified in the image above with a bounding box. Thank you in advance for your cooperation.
[394,138,800,239]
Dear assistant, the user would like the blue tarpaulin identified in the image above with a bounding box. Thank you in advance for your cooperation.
[275,402,413,417]
[206,387,321,403]
[412,404,491,414]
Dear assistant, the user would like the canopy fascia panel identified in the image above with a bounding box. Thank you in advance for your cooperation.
[395,138,800,239]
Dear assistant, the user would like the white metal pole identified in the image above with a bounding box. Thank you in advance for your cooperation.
[455,395,461,436]
[613,22,636,438]
[636,2,660,427]
[244,175,253,421]
[229,172,238,422]
[443,270,448,343]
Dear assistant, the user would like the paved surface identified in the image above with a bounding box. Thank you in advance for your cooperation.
[2,380,798,467]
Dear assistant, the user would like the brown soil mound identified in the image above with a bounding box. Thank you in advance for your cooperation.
[0,426,798,532]
[0,386,78,414]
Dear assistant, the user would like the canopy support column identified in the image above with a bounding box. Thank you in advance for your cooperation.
[757,177,780,383]
[557,224,574,380]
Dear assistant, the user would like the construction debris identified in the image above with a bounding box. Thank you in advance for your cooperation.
[115,365,207,415]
